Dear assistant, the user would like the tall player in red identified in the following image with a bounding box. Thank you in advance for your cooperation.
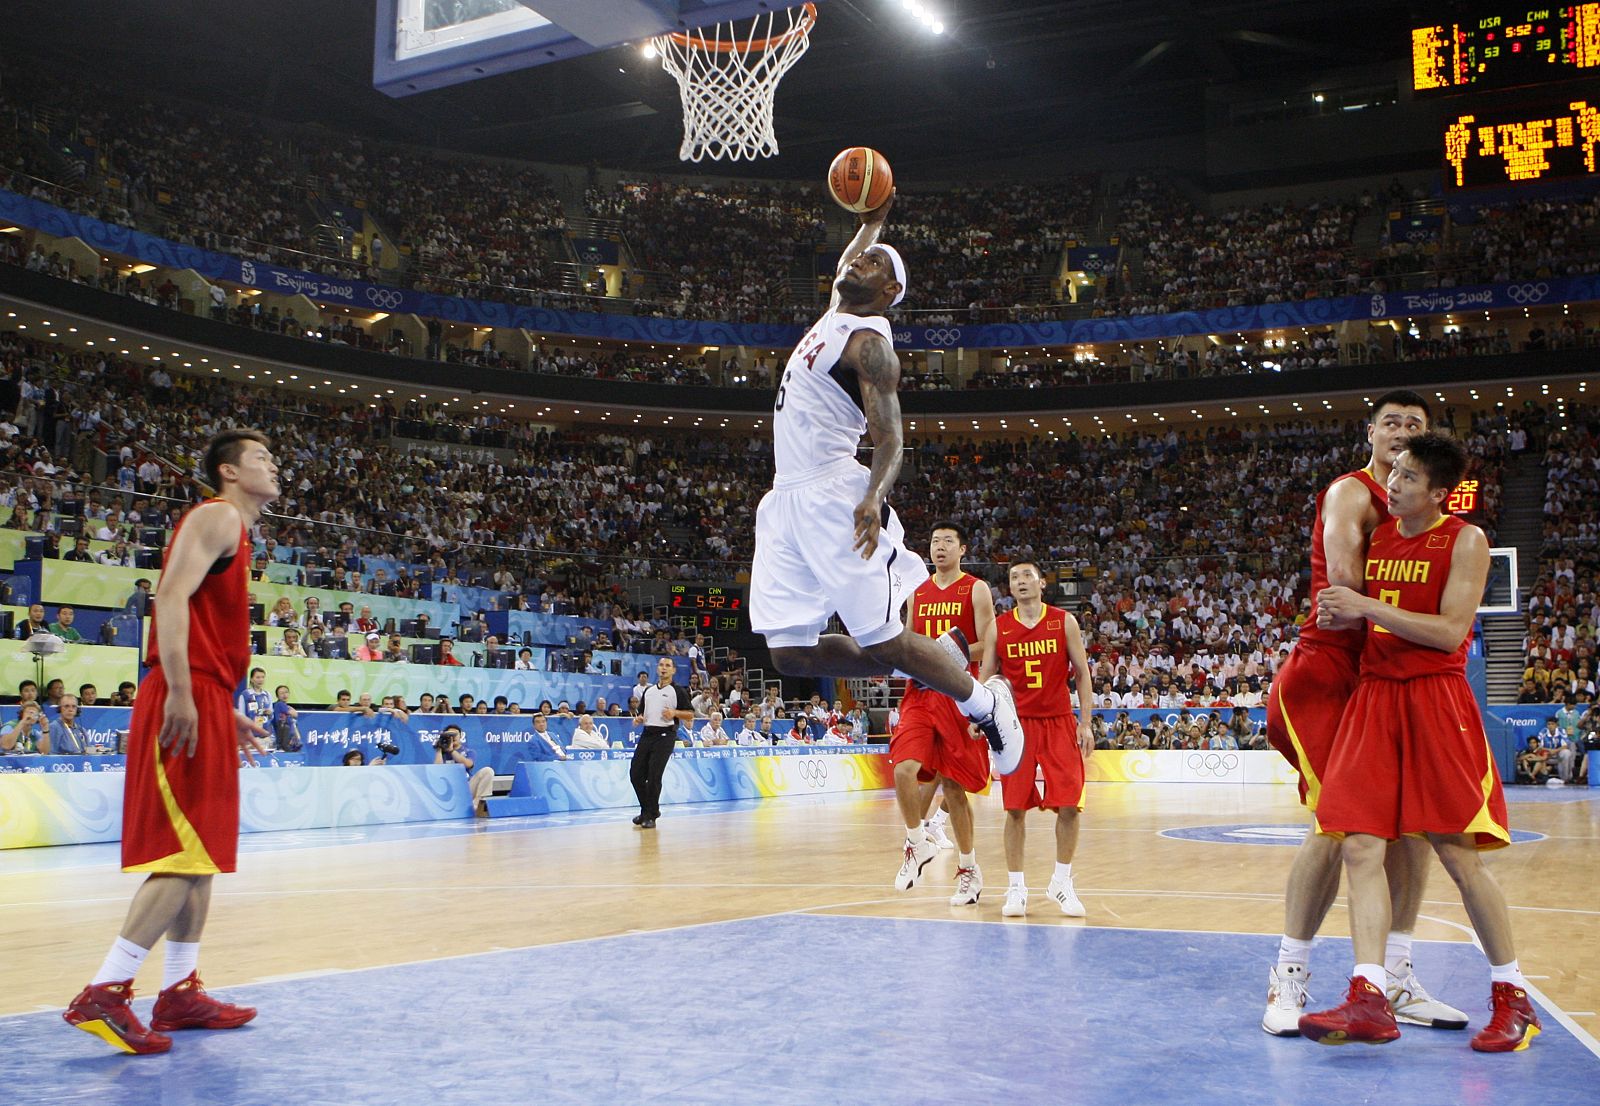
[978,561,1094,918]
[1301,431,1536,1052]
[1261,390,1466,1037]
[890,522,995,903]
[64,430,276,1054]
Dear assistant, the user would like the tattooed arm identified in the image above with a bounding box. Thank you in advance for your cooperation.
[841,330,903,559]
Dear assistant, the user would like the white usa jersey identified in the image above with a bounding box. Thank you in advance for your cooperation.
[772,308,894,480]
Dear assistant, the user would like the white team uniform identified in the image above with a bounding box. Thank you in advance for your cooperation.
[749,307,928,649]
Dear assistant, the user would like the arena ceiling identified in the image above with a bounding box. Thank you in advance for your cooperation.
[9,0,1427,179]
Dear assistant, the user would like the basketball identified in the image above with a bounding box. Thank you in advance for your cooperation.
[827,146,894,213]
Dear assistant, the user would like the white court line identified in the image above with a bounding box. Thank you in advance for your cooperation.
[1418,911,1600,1061]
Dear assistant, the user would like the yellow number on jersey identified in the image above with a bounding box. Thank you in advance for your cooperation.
[1024,658,1044,689]
[1372,588,1402,635]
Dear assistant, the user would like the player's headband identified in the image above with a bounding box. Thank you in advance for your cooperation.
[871,244,908,307]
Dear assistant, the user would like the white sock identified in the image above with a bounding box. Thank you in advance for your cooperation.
[957,851,976,869]
[1489,959,1527,987]
[1054,861,1073,883]
[1277,935,1314,971]
[956,680,996,720]
[930,809,948,828]
[92,937,151,985]
[162,940,200,990]
[1354,962,1386,989]
[1007,871,1026,889]
[906,827,925,847]
[1384,931,1414,976]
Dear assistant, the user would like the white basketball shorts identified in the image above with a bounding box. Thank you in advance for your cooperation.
[749,458,929,650]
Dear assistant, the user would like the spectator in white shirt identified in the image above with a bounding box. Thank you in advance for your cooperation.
[568,713,610,751]
[696,711,729,746]
[733,715,766,745]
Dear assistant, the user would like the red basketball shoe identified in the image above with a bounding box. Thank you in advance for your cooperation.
[151,972,258,1031]
[63,981,173,1054]
[1298,977,1401,1045]
[1470,982,1542,1052]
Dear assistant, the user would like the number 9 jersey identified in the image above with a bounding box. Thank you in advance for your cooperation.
[994,605,1077,717]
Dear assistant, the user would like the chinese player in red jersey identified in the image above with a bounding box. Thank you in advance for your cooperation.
[1261,391,1467,1037]
[890,523,995,902]
[1301,431,1538,1052]
[64,430,276,1054]
[978,561,1094,918]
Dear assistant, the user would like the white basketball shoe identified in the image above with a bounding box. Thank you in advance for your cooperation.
[1386,960,1469,1029]
[1262,964,1311,1036]
[974,676,1026,776]
[893,835,940,891]
[949,864,983,906]
[1001,885,1029,917]
[1045,875,1086,917]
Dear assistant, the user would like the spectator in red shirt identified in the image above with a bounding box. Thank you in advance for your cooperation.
[438,638,464,667]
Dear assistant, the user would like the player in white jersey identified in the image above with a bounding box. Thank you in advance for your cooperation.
[749,193,1025,775]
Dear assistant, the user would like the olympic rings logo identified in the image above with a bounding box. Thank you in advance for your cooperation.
[921,328,964,347]
[1185,752,1239,777]
[366,287,404,309]
[798,759,829,787]
[1506,282,1549,304]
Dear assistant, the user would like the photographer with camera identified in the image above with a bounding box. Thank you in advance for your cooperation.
[434,724,495,817]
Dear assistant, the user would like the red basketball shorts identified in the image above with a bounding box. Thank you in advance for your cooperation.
[122,672,242,875]
[1316,673,1510,850]
[1000,715,1085,812]
[1266,640,1361,811]
[890,686,991,794]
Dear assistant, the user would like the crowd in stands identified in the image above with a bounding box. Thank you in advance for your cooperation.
[1518,400,1600,769]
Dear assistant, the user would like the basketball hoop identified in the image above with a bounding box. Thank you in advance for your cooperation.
[653,3,817,163]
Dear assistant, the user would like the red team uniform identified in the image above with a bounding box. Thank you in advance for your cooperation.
[890,573,991,793]
[995,605,1084,812]
[1266,467,1388,809]
[121,505,252,875]
[1316,515,1510,848]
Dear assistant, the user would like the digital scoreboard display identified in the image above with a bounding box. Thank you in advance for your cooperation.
[668,584,746,632]
[1412,5,1600,96]
[1443,98,1600,186]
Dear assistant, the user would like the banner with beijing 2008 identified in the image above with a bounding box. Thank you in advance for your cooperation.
[7,187,1600,353]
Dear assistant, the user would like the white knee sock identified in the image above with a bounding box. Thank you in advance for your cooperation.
[92,937,151,985]
[162,941,200,990]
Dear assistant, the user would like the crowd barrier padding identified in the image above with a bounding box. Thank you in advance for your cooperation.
[0,641,140,700]
[253,660,634,718]
[0,763,470,848]
[495,746,894,815]
[487,611,614,646]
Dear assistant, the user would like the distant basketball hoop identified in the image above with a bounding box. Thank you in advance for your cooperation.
[652,3,817,162]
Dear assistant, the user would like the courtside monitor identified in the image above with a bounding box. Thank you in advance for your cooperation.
[373,0,809,96]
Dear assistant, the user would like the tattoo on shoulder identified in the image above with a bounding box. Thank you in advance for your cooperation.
[856,336,900,390]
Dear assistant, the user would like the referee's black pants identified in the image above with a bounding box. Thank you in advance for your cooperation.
[630,726,677,820]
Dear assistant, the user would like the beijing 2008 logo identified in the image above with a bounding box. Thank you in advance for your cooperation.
[239,260,256,286]
[1369,294,1387,318]
[366,287,404,309]
[922,328,963,347]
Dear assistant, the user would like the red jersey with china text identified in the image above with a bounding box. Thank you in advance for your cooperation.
[1298,467,1389,650]
[994,604,1076,717]
[908,572,980,676]
[145,500,252,689]
[1359,514,1473,680]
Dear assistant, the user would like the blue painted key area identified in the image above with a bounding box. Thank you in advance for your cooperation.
[3,916,1593,1106]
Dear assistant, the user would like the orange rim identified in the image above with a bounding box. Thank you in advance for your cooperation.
[664,2,817,52]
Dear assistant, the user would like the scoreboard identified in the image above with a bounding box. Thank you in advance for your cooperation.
[1443,97,1600,186]
[1413,5,1600,95]
[668,584,746,632]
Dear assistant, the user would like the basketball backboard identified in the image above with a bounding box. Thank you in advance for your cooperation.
[373,0,814,96]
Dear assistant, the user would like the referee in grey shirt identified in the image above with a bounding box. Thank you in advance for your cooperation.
[632,655,694,828]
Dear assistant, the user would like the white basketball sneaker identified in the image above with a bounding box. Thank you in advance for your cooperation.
[1001,885,1028,917]
[974,676,1026,776]
[1386,960,1469,1029]
[949,864,983,906]
[926,817,955,850]
[893,835,940,891]
[1261,964,1311,1036]
[1045,875,1086,917]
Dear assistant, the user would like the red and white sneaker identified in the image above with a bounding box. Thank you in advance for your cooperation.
[63,980,173,1054]
[1298,977,1401,1045]
[1470,982,1542,1052]
[151,972,257,1031]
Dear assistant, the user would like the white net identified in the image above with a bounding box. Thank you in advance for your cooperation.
[653,4,816,162]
